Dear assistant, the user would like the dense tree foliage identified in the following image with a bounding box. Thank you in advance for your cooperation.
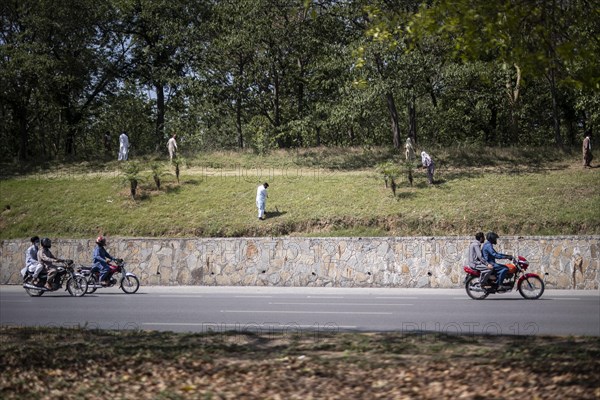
[1,0,599,161]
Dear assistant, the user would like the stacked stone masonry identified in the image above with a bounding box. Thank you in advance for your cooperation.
[1,236,598,289]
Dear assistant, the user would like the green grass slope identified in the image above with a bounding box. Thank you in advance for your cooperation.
[1,146,598,239]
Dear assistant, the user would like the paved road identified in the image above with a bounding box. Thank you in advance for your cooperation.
[1,285,598,336]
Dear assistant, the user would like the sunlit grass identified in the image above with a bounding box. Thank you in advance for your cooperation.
[0,146,598,239]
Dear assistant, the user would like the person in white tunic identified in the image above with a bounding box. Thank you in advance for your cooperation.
[256,183,269,220]
[405,137,415,162]
[167,133,178,161]
[421,151,435,184]
[21,236,43,282]
[118,132,129,161]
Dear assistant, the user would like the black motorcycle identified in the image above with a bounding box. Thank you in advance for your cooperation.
[22,260,88,297]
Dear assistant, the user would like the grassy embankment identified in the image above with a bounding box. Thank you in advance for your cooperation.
[1,146,598,239]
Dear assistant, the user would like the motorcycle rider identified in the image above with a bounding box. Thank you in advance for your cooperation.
[37,238,63,290]
[22,236,44,284]
[92,236,116,286]
[467,232,493,287]
[482,232,513,290]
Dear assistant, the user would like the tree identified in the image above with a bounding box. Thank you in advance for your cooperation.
[408,0,600,145]
[117,0,207,149]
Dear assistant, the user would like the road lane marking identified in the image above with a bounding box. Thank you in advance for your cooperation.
[221,310,393,315]
[375,297,419,299]
[159,295,205,298]
[142,322,358,329]
[234,296,274,298]
[269,302,413,306]
[306,296,344,299]
[0,300,32,303]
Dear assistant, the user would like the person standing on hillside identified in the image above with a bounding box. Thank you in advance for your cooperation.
[405,137,416,162]
[421,151,435,184]
[256,182,269,220]
[583,131,593,168]
[167,133,178,161]
[118,131,129,161]
[103,131,112,155]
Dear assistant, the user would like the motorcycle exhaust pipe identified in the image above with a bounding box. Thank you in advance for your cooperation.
[23,283,46,290]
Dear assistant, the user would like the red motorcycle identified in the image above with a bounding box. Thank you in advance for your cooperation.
[463,256,545,300]
[78,259,140,294]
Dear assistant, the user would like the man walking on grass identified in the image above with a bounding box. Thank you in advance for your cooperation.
[167,133,178,161]
[583,131,593,168]
[256,182,269,220]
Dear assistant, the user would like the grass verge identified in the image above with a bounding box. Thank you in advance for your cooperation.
[0,146,598,239]
[1,327,598,399]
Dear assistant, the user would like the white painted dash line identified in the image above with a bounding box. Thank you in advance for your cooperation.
[550,298,581,301]
[269,302,413,306]
[142,322,358,329]
[221,310,393,315]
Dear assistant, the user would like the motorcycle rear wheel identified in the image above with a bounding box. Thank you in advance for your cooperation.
[120,275,139,294]
[23,276,44,297]
[465,276,489,300]
[518,275,545,300]
[67,276,88,297]
[25,287,44,297]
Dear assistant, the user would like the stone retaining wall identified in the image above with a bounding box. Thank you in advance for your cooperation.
[1,236,598,289]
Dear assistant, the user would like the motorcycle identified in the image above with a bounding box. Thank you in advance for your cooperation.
[463,256,545,300]
[77,258,140,294]
[22,260,88,297]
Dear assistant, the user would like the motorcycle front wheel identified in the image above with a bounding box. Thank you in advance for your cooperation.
[85,275,98,294]
[120,275,140,294]
[67,276,88,297]
[465,275,489,300]
[518,275,545,300]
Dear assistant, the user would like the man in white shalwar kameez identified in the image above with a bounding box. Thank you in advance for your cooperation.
[256,183,269,220]
[167,133,178,161]
[405,137,415,162]
[118,132,129,161]
[421,151,435,184]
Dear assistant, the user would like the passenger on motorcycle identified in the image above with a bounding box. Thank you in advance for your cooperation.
[92,236,116,286]
[482,232,513,290]
[21,236,44,284]
[467,232,493,286]
[37,238,63,290]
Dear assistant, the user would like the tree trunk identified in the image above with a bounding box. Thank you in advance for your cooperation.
[297,57,304,147]
[386,92,401,149]
[236,96,243,149]
[155,83,165,149]
[16,105,28,161]
[273,68,282,147]
[236,56,244,149]
[374,52,401,149]
[408,93,417,144]
[505,63,521,144]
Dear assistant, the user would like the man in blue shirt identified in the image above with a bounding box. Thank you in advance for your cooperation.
[482,232,513,290]
[93,236,116,286]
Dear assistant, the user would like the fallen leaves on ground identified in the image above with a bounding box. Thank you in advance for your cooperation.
[1,327,598,399]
